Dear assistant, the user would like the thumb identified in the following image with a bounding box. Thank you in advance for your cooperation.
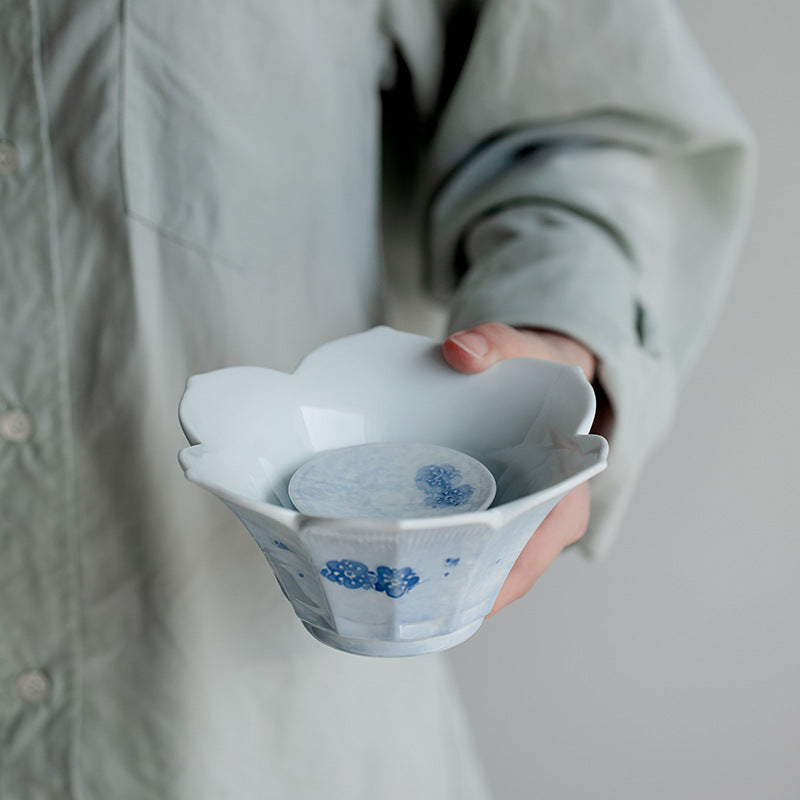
[442,322,549,374]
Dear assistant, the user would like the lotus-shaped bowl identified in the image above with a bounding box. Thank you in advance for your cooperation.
[178,327,608,656]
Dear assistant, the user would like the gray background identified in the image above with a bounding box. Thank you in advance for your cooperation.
[447,2,800,798]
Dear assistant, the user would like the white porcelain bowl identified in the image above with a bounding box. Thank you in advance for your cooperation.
[178,327,608,657]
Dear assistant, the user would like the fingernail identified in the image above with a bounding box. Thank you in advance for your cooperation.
[450,331,489,358]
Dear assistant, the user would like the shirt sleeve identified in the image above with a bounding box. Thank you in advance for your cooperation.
[382,0,755,558]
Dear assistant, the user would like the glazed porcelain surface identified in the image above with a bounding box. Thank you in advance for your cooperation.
[178,326,609,657]
[288,442,496,519]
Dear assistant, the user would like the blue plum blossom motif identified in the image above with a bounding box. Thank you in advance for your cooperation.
[415,464,475,509]
[320,560,419,598]
[374,566,420,598]
[416,463,458,492]
[320,559,377,590]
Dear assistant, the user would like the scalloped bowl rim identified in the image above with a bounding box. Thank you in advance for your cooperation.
[177,326,609,534]
[178,446,607,535]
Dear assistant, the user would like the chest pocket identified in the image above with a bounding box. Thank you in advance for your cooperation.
[120,0,384,270]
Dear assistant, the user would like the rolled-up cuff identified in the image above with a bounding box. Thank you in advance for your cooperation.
[442,204,675,558]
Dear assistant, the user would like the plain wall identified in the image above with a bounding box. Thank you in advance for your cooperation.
[447,2,800,798]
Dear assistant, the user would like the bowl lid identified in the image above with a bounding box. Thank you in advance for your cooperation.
[288,442,496,519]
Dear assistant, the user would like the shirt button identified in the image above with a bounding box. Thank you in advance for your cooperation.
[15,670,51,703]
[0,139,19,174]
[0,409,34,442]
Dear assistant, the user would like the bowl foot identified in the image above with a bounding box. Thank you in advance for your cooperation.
[302,620,483,657]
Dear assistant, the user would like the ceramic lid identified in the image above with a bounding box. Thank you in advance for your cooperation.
[288,442,496,519]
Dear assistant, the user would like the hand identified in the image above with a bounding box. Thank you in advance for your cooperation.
[442,322,598,616]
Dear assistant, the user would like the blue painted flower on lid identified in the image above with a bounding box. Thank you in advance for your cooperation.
[415,464,475,509]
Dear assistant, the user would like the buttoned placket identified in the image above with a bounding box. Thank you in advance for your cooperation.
[0,2,80,798]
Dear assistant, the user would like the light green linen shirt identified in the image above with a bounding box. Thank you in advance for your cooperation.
[0,1,752,798]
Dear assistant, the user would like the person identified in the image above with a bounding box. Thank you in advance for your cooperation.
[0,1,753,797]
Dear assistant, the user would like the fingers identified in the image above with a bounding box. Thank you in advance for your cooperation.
[487,483,590,616]
[443,322,597,380]
[441,320,598,616]
[442,322,550,374]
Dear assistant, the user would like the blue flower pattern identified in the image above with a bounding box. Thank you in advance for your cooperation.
[415,464,475,509]
[320,559,419,598]
[320,559,376,590]
[375,566,420,598]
